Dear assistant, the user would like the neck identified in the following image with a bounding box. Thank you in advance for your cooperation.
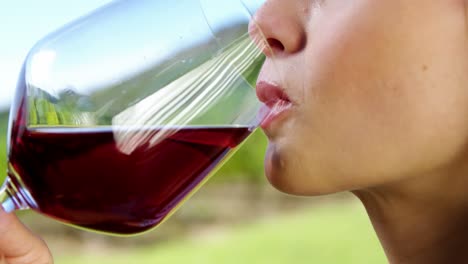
[353,168,468,264]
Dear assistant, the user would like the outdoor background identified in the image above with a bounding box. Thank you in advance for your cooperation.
[0,1,386,263]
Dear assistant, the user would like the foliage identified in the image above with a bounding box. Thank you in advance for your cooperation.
[213,129,268,184]
[55,200,386,264]
[0,112,8,183]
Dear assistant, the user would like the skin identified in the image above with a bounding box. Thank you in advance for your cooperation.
[0,207,52,264]
[251,0,468,263]
[3,0,468,263]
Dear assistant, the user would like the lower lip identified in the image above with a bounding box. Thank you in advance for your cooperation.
[258,101,292,129]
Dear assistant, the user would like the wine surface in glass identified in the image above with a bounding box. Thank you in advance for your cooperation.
[9,125,251,234]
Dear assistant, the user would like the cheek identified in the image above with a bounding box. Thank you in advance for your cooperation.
[286,19,468,192]
[297,66,468,190]
[279,82,468,195]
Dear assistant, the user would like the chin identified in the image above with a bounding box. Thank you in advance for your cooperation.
[267,177,310,196]
[265,167,340,197]
[264,143,344,196]
[266,175,337,196]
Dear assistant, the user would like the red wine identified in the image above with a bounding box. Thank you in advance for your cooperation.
[8,125,252,234]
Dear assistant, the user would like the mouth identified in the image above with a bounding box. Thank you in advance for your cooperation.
[256,81,293,130]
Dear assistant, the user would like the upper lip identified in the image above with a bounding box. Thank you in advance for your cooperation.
[256,81,291,107]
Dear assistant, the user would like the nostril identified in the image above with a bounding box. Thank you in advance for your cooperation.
[267,38,285,52]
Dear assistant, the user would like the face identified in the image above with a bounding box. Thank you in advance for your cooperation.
[251,0,468,195]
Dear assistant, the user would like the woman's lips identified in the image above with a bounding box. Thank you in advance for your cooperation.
[256,81,292,129]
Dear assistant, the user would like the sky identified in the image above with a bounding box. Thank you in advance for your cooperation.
[0,0,112,111]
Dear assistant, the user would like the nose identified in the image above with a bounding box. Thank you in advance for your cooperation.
[249,0,307,57]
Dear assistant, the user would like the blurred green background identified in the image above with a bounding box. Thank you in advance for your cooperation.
[0,111,386,263]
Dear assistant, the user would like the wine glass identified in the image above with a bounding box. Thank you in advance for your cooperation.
[1,0,272,235]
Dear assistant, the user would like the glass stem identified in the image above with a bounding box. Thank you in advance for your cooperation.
[0,177,30,212]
